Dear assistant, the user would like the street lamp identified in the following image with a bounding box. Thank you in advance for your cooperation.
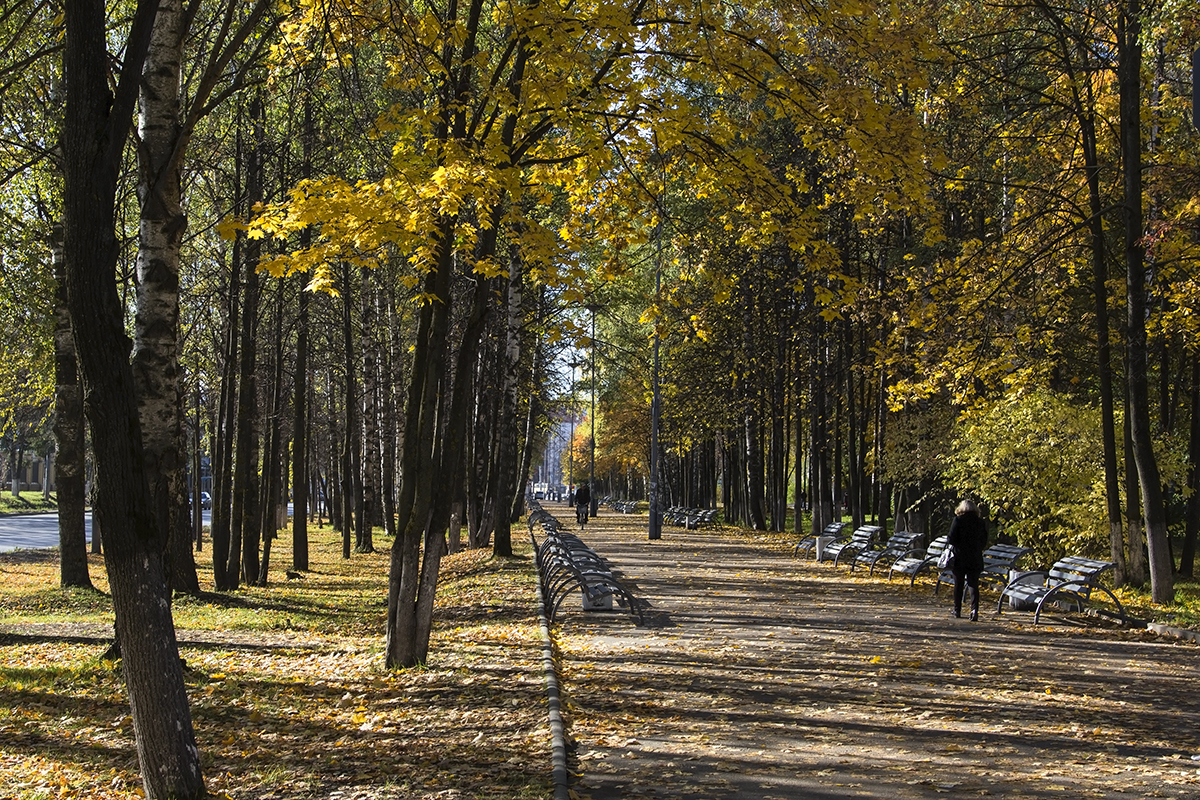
[586,303,600,518]
[648,223,663,540]
[567,358,583,504]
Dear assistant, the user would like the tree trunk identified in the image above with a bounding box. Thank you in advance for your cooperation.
[62,1,204,795]
[52,222,92,589]
[1120,1,1173,603]
[341,264,362,556]
[360,268,381,542]
[493,261,525,556]
[229,96,265,588]
[258,283,285,586]
[415,269,492,662]
[386,218,455,668]
[292,271,310,570]
[1182,359,1199,577]
[133,0,199,596]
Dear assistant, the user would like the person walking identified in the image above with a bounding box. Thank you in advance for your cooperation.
[574,482,591,528]
[948,499,988,621]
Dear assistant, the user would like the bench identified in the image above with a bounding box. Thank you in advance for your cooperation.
[996,555,1127,625]
[849,530,924,575]
[527,500,642,624]
[887,536,948,584]
[663,507,719,530]
[793,521,849,559]
[980,543,1034,587]
[611,499,640,514]
[822,525,883,566]
[933,541,1034,595]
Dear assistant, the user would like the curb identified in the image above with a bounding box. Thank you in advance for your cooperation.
[1078,607,1200,644]
[535,563,571,800]
[1144,621,1200,644]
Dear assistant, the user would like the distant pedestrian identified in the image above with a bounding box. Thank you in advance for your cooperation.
[948,499,988,621]
[575,482,591,527]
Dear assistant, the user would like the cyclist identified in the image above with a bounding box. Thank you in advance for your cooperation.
[574,482,591,528]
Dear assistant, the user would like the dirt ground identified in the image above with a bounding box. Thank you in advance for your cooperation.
[551,510,1200,800]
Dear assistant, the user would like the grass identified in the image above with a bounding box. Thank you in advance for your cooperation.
[0,491,58,515]
[0,523,552,800]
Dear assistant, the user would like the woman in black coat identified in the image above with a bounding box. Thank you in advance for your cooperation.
[947,499,988,621]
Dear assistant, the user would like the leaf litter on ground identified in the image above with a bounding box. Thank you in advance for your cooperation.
[0,526,552,800]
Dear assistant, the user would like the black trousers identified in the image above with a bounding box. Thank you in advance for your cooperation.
[953,568,981,615]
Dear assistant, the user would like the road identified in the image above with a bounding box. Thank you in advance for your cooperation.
[0,509,212,553]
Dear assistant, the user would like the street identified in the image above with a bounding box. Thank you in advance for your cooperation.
[0,512,91,553]
[0,510,212,553]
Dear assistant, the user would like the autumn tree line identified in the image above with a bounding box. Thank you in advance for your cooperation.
[0,0,1198,796]
[578,2,1199,607]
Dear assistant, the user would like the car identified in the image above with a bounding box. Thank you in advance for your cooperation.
[198,491,212,510]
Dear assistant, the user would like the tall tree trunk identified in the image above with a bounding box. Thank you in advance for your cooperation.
[742,277,766,530]
[340,264,362,556]
[1120,1,1173,603]
[229,96,265,588]
[493,259,525,556]
[1124,409,1147,584]
[382,290,401,540]
[415,269,492,663]
[52,222,91,589]
[292,272,310,571]
[62,1,204,795]
[132,0,198,596]
[360,268,381,541]
[386,217,455,668]
[512,354,541,522]
[258,284,285,586]
[210,242,239,590]
[1182,359,1199,578]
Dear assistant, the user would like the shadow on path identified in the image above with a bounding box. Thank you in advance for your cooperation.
[553,508,1200,800]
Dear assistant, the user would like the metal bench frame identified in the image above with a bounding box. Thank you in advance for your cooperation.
[996,555,1126,625]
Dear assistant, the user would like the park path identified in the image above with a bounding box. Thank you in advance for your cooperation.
[550,507,1200,800]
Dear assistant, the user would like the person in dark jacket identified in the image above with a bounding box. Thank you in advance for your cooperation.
[574,482,591,527]
[947,499,988,621]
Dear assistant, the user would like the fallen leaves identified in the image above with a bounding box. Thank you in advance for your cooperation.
[0,529,552,800]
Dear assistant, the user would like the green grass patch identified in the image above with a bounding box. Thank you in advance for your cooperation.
[0,491,58,514]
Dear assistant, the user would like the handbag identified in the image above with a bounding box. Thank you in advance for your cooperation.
[937,544,956,570]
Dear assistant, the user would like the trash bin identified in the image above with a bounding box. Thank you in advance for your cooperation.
[814,535,836,561]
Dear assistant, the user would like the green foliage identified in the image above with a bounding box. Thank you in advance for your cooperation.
[942,388,1110,565]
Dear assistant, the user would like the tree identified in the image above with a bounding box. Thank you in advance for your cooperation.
[61,0,204,795]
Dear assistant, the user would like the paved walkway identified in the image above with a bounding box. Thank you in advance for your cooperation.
[552,509,1200,800]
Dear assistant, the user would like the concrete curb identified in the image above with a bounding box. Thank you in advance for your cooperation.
[1144,621,1200,643]
[1077,607,1200,644]
[534,562,571,800]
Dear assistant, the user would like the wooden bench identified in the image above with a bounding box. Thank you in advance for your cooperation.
[793,522,849,559]
[996,555,1127,625]
[822,525,883,566]
[887,536,948,584]
[849,530,924,575]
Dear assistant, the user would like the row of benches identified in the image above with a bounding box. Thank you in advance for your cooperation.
[528,499,642,624]
[605,499,721,531]
[795,522,1127,625]
[663,507,720,530]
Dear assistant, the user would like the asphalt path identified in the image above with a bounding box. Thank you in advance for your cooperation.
[557,512,1200,800]
[0,509,212,552]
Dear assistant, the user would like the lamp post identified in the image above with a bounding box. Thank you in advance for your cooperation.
[587,304,600,518]
[568,358,582,504]
[648,222,663,540]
